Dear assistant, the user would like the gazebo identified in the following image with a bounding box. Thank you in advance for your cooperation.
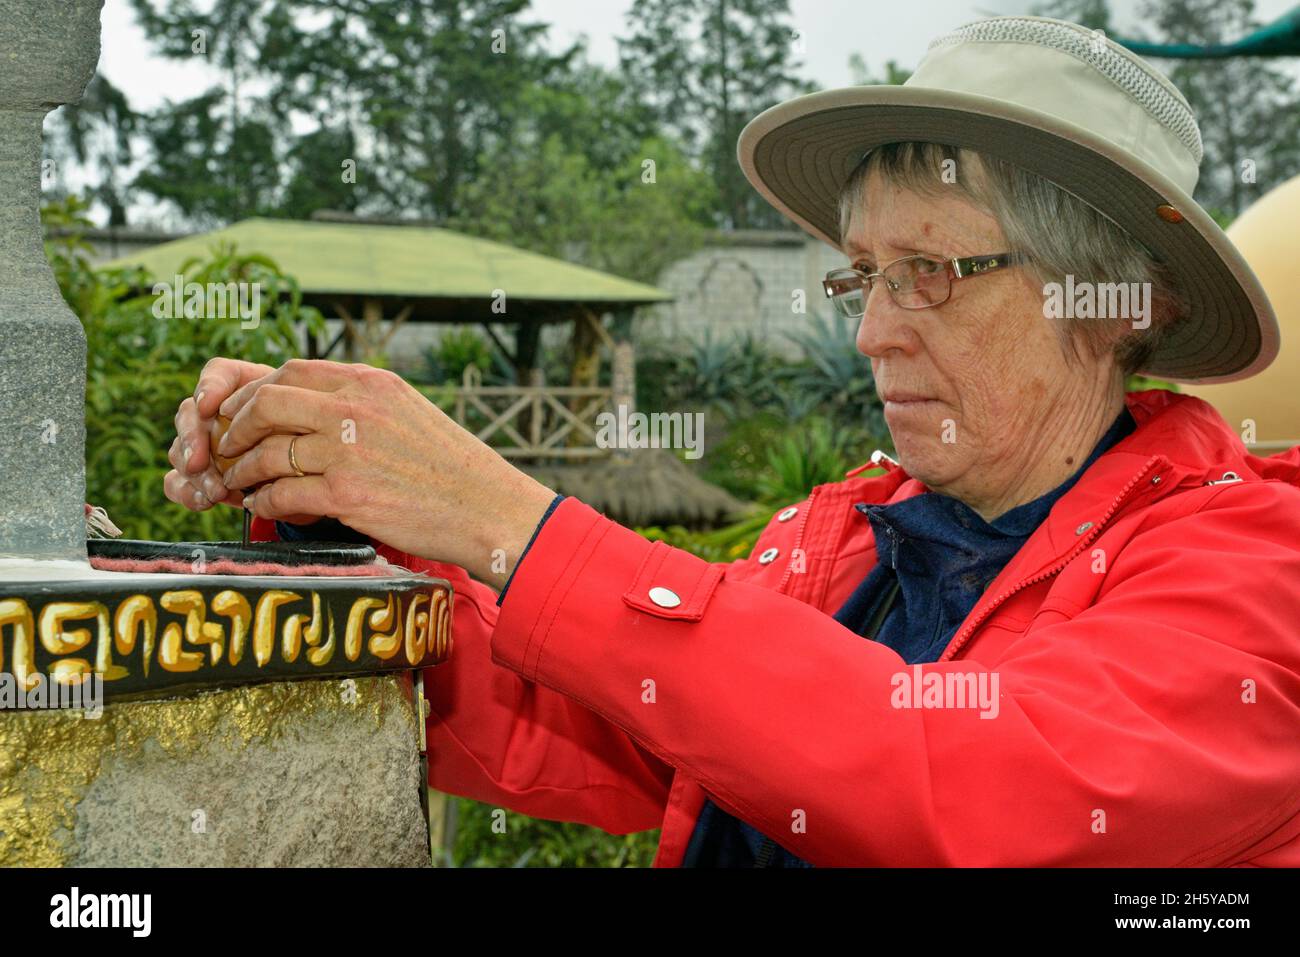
[102,216,673,461]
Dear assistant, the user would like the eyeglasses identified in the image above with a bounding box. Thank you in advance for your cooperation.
[822,252,1024,317]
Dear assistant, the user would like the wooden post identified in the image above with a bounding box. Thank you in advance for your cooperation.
[362,297,384,364]
[611,340,636,461]
[529,367,544,452]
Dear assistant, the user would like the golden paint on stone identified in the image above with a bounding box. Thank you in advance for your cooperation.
[38,601,109,685]
[113,595,157,677]
[404,592,429,666]
[346,596,387,661]
[2,585,451,697]
[252,590,301,666]
[211,590,250,665]
[368,593,402,660]
[0,599,37,690]
[0,675,414,867]
[306,605,336,668]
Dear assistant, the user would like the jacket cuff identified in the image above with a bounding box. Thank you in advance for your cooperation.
[492,497,721,682]
[495,493,565,606]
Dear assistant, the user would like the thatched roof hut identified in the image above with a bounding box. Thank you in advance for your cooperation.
[526,450,747,529]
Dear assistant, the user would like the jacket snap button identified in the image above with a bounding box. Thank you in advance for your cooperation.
[648,587,681,608]
[1075,521,1093,535]
[758,547,780,565]
[777,506,798,522]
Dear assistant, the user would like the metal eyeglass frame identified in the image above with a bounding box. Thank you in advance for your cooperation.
[822,252,1025,315]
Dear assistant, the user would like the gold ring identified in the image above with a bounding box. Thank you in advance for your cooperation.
[288,436,306,477]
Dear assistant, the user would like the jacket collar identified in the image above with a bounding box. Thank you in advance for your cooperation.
[831,389,1300,572]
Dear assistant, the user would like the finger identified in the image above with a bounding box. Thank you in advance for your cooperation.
[193,357,275,419]
[223,432,332,490]
[168,430,234,503]
[173,396,211,473]
[219,358,355,420]
[165,468,245,509]
[217,384,335,459]
[243,475,333,522]
[164,469,218,511]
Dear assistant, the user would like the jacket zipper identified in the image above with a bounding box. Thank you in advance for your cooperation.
[777,485,821,594]
[754,455,1160,865]
[939,455,1163,663]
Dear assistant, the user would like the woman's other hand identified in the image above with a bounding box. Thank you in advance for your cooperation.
[216,358,556,584]
[163,356,318,525]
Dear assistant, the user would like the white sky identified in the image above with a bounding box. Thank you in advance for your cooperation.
[98,0,1300,110]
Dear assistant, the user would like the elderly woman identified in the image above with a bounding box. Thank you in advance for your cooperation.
[165,16,1300,866]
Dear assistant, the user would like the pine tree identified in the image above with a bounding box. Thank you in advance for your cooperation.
[619,0,814,230]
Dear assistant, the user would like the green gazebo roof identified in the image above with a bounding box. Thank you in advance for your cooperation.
[101,217,672,322]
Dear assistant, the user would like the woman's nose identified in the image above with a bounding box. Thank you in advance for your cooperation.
[855,284,917,358]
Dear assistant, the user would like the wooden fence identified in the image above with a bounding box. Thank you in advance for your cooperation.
[445,366,613,459]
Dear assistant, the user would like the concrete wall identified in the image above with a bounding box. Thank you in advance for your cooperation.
[637,230,845,355]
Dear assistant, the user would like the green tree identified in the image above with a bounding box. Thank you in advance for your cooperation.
[132,88,285,225]
[451,132,716,284]
[847,53,912,86]
[258,0,577,220]
[129,0,295,223]
[43,75,139,226]
[619,0,814,229]
[1140,0,1300,217]
[1031,0,1112,30]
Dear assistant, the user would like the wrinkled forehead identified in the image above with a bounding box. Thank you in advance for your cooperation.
[839,167,1003,261]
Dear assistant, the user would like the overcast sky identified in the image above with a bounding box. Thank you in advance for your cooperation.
[98,0,1300,111]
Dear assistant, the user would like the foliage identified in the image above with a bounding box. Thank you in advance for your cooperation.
[1143,0,1300,218]
[781,311,887,438]
[755,417,855,504]
[445,799,658,868]
[848,53,913,86]
[450,132,715,285]
[619,0,814,229]
[42,74,138,226]
[419,328,496,385]
[43,195,323,542]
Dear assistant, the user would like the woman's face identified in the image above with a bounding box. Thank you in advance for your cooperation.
[846,172,1119,513]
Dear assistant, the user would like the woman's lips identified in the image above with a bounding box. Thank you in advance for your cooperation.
[883,396,944,417]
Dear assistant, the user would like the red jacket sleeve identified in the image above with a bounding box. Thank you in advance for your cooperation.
[249,516,674,834]
[490,492,1300,866]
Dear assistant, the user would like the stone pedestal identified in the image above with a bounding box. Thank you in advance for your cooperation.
[0,676,430,867]
[0,0,102,562]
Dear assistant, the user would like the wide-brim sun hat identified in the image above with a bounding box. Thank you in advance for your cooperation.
[737,15,1279,384]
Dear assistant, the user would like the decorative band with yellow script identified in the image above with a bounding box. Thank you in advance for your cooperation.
[0,575,453,704]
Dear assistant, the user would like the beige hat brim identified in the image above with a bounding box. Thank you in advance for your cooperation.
[738,85,1279,384]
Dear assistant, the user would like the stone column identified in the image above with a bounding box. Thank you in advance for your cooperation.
[0,0,103,561]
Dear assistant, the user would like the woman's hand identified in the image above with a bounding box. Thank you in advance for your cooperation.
[214,358,557,585]
[164,356,322,525]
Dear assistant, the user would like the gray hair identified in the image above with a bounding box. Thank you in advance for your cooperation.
[837,142,1186,374]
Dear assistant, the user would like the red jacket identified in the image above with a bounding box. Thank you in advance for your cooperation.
[256,389,1300,865]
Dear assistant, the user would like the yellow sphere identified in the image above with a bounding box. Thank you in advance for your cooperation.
[1182,174,1300,450]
